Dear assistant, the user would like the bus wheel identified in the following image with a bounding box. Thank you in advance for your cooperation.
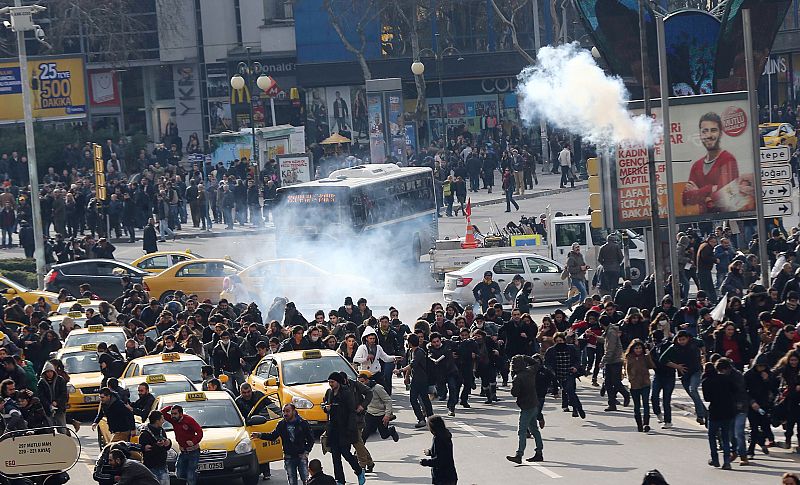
[412,236,422,264]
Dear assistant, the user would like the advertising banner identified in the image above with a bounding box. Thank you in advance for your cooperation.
[326,86,353,140]
[0,56,86,124]
[367,92,386,164]
[277,154,312,186]
[210,134,252,168]
[610,92,754,228]
[88,70,119,106]
[385,90,406,163]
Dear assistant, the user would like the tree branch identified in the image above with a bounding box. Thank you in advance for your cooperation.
[491,0,535,64]
[323,0,373,80]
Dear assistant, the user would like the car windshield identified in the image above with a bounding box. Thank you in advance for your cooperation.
[64,332,126,350]
[162,401,243,429]
[458,258,487,274]
[142,361,204,383]
[282,356,357,386]
[62,352,100,374]
[127,381,194,400]
[761,126,780,137]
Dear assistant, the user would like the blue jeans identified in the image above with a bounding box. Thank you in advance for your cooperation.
[176,449,200,485]
[517,407,543,456]
[680,371,706,419]
[678,270,690,301]
[148,467,170,485]
[731,412,747,457]
[564,278,588,306]
[381,361,395,396]
[708,418,733,465]
[651,373,675,424]
[559,377,583,412]
[284,454,309,485]
[158,219,175,239]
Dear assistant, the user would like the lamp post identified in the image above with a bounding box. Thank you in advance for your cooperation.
[231,46,274,175]
[411,33,462,147]
[0,1,47,288]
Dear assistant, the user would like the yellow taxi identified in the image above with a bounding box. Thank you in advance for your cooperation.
[56,344,103,414]
[130,250,202,274]
[142,258,244,303]
[63,324,128,351]
[97,373,197,448]
[121,352,206,385]
[247,349,357,430]
[54,298,106,315]
[760,122,798,149]
[0,274,59,306]
[155,390,284,485]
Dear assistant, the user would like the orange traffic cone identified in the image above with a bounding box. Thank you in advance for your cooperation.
[461,198,479,249]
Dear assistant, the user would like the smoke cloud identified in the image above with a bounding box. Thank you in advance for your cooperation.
[516,42,657,146]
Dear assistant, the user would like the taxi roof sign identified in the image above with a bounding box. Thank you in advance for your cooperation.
[76,298,92,305]
[302,350,322,360]
[80,344,98,351]
[186,392,207,402]
[161,352,181,361]
[67,311,83,318]
[146,374,166,384]
[87,324,104,332]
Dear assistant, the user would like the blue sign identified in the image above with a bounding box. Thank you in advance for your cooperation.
[0,67,21,95]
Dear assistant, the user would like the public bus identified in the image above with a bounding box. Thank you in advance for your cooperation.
[273,164,438,264]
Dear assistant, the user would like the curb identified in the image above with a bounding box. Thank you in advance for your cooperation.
[471,182,588,209]
[108,226,273,245]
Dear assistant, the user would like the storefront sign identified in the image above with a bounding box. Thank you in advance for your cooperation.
[609,92,755,228]
[0,56,86,124]
[88,70,119,107]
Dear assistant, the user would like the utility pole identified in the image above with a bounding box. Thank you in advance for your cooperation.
[638,0,664,302]
[532,0,549,169]
[1,1,47,288]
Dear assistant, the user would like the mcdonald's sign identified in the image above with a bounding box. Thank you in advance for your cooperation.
[231,84,251,105]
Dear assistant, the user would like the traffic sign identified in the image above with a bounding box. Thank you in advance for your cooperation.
[761,163,792,183]
[764,201,794,217]
[762,182,792,200]
[761,146,791,164]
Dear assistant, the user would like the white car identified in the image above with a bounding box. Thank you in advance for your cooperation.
[443,253,568,306]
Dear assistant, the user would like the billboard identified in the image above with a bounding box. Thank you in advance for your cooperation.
[609,92,755,228]
[0,56,87,124]
[277,154,312,186]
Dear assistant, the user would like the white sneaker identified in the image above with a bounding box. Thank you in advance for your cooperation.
[655,412,663,423]
[662,422,672,429]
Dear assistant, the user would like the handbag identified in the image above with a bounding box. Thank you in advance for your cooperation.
[560,267,569,280]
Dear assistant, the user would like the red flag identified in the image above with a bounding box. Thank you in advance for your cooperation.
[465,198,472,218]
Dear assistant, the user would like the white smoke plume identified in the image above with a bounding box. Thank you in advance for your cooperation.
[517,42,657,146]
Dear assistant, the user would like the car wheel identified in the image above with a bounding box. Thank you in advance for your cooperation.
[629,260,646,285]
[159,290,175,304]
[242,472,260,485]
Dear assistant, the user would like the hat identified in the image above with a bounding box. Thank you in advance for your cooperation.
[41,362,56,375]
[344,296,353,306]
[358,370,373,378]
[328,372,345,384]
[699,307,711,316]
[626,307,641,317]
[483,271,493,277]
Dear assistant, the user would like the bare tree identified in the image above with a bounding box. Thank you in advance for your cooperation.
[389,1,431,121]
[321,0,390,81]
[490,0,535,64]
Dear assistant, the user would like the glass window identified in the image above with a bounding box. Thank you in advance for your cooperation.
[139,255,169,270]
[591,226,609,246]
[127,380,194,400]
[124,364,138,378]
[162,401,243,430]
[142,361,204,383]
[251,394,282,420]
[527,257,560,273]
[256,361,272,379]
[176,263,208,277]
[492,258,525,274]
[555,223,587,247]
[281,356,357,386]
[64,332,127,350]
[62,352,101,374]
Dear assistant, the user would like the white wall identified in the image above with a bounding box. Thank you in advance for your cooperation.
[199,0,239,63]
[157,0,198,62]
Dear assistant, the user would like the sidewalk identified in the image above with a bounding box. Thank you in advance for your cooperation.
[108,221,273,244]
[466,170,587,209]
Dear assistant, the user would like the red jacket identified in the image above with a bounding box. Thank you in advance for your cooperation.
[161,406,203,451]
[682,150,739,209]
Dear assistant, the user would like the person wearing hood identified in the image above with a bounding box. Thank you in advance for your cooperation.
[744,353,778,457]
[720,261,746,298]
[338,297,363,326]
[601,319,630,412]
[506,354,544,464]
[17,388,48,428]
[514,281,534,315]
[420,415,457,485]
[503,274,525,302]
[92,387,136,442]
[621,308,648,349]
[613,281,639,315]
[283,301,308,328]
[323,371,366,485]
[674,300,701,337]
[651,296,678,323]
[624,339,656,432]
[775,291,800,325]
[37,360,68,430]
[354,326,399,383]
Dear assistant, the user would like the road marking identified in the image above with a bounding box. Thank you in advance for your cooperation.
[453,421,485,438]
[530,464,563,478]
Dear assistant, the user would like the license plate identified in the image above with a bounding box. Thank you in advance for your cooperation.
[197,462,223,471]
[83,395,100,403]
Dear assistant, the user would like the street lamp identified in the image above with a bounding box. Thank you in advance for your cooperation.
[0,1,47,288]
[412,32,462,147]
[230,46,269,174]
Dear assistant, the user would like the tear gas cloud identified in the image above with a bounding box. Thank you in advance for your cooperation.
[516,42,658,146]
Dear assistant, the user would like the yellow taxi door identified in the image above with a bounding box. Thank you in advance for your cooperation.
[247,392,284,465]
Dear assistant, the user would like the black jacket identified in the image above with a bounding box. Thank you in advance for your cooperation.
[93,394,135,433]
[323,386,359,447]
[143,224,158,253]
[420,431,458,485]
[138,423,171,469]
[702,371,737,420]
[212,340,244,374]
[255,416,314,457]
[308,471,337,485]
[131,392,155,420]
[37,374,68,415]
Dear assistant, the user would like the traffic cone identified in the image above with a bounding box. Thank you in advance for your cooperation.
[461,198,479,249]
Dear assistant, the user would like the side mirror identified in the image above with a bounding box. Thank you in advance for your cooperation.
[247,415,268,426]
[265,377,277,387]
[5,288,15,295]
